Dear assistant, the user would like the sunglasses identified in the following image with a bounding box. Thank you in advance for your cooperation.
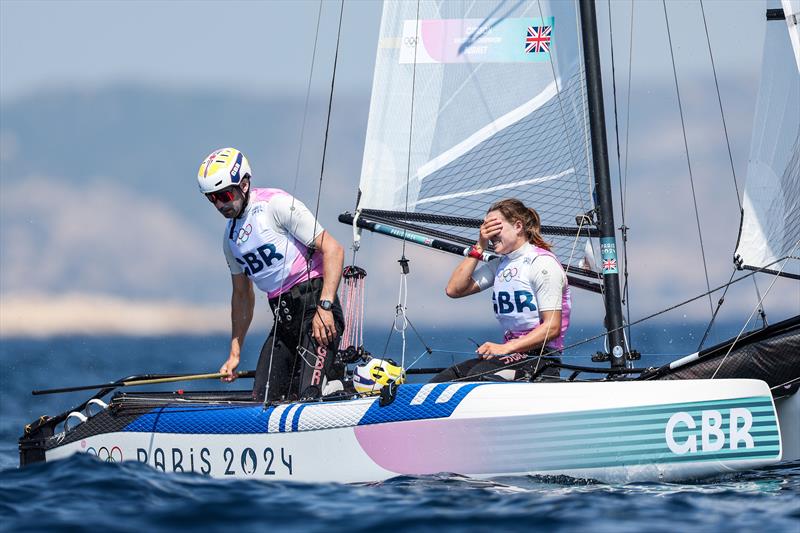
[205,187,238,204]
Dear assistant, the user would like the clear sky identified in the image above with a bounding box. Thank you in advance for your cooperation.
[0,0,383,101]
[0,0,763,101]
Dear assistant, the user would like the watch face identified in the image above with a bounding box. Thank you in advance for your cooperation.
[319,300,333,311]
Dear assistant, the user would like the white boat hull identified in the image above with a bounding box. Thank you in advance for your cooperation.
[40,378,788,483]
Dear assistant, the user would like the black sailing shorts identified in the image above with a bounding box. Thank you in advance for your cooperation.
[252,277,344,402]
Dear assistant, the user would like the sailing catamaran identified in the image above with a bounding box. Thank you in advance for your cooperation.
[19,0,799,483]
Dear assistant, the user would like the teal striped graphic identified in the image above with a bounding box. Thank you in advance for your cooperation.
[470,396,780,471]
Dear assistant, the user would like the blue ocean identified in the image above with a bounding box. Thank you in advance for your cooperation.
[1,326,798,531]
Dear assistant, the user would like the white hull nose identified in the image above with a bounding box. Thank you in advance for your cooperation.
[775,391,800,462]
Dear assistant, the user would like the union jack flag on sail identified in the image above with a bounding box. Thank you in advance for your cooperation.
[525,25,551,54]
[603,258,617,271]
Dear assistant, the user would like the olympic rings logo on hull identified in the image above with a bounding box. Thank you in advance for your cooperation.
[83,444,123,463]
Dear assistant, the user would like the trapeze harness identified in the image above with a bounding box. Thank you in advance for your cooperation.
[432,243,571,383]
[224,188,344,402]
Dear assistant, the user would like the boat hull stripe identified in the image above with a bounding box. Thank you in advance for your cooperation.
[292,404,307,432]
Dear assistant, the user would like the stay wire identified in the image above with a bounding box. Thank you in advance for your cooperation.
[532,0,599,359]
[311,0,345,233]
[711,245,797,379]
[699,0,763,319]
[662,0,714,316]
[699,0,742,211]
[607,0,633,342]
[300,0,346,382]
[621,0,634,209]
[392,0,421,368]
[401,0,421,259]
[697,267,736,351]
[750,276,769,327]
[263,0,326,405]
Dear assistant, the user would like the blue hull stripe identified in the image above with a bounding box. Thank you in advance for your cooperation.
[291,404,307,432]
[279,406,293,433]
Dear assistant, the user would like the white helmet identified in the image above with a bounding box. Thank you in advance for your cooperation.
[352,358,406,395]
[197,147,252,194]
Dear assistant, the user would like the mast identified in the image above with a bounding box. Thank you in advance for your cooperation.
[579,0,628,367]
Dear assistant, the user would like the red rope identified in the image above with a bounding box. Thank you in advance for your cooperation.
[339,266,367,350]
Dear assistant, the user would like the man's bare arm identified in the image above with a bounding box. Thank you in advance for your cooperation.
[311,230,344,346]
[219,273,255,381]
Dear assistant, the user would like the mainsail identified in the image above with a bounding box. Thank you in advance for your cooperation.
[356,0,595,265]
[735,0,800,277]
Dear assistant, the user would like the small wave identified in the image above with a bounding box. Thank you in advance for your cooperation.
[1,451,799,531]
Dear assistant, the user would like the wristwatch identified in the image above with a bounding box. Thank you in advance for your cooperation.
[318,299,333,311]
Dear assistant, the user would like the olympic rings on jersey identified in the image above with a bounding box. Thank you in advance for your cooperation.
[236,224,253,244]
[497,267,518,282]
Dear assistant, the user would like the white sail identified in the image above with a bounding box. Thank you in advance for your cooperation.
[357,0,594,262]
[735,0,800,275]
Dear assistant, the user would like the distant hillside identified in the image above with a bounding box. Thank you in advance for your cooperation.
[0,85,369,222]
[2,79,796,337]
[0,86,370,303]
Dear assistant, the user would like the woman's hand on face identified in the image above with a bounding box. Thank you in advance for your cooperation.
[479,217,503,247]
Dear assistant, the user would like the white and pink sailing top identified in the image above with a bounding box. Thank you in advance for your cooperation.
[472,242,571,351]
[223,188,324,299]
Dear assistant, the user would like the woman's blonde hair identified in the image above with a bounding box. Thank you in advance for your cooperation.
[488,198,551,251]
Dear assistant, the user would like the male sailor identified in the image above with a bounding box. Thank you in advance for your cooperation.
[197,147,345,402]
[432,198,571,382]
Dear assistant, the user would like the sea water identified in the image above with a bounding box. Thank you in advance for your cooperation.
[1,329,798,531]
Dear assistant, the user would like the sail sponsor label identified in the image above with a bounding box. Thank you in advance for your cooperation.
[400,17,554,64]
[600,237,619,274]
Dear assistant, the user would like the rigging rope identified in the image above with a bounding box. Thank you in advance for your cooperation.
[750,276,769,328]
[711,243,798,379]
[296,0,346,392]
[698,0,742,211]
[622,0,634,207]
[310,0,345,238]
[401,0,421,257]
[263,0,329,404]
[697,0,769,331]
[393,0,421,369]
[338,266,367,353]
[662,0,715,317]
[607,0,634,343]
[697,268,736,351]
[395,272,409,368]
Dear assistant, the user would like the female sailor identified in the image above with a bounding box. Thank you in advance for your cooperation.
[431,198,571,383]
